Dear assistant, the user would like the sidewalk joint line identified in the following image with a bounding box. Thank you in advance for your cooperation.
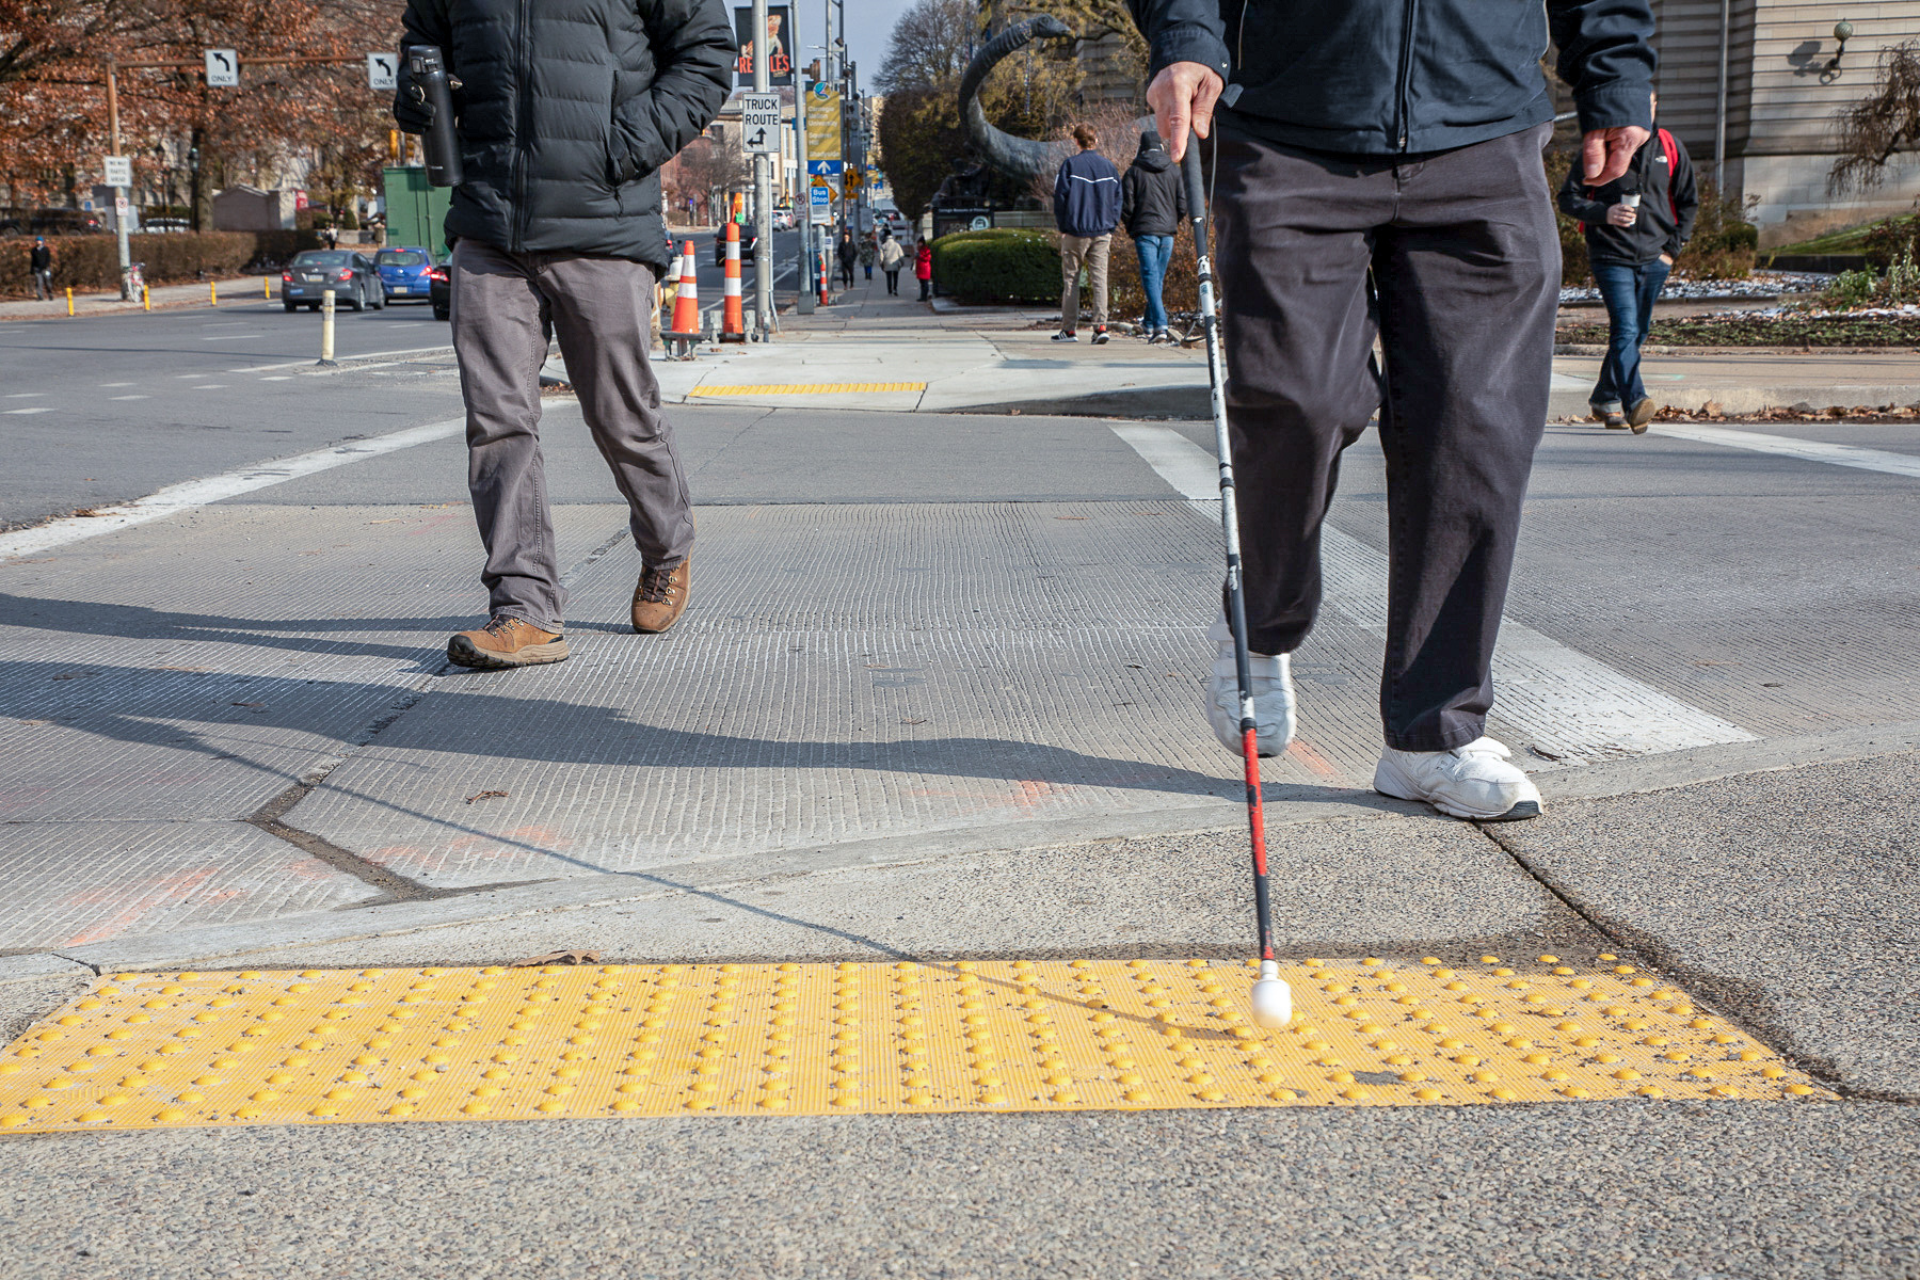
[1471,821,1894,1103]
[247,784,429,902]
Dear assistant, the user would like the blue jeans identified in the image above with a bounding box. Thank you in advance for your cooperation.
[1590,259,1669,411]
[1135,234,1174,332]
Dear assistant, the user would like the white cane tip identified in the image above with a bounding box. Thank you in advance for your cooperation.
[1250,976,1292,1029]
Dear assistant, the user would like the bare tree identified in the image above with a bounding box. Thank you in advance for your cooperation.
[663,136,750,221]
[876,0,979,93]
[1829,39,1920,195]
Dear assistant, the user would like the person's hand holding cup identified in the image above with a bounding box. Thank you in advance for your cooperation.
[1607,192,1641,227]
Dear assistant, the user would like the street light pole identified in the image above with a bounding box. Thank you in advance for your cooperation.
[751,0,774,338]
[106,59,133,301]
[795,71,813,314]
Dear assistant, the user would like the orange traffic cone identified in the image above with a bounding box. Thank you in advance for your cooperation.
[721,222,745,342]
[667,240,700,355]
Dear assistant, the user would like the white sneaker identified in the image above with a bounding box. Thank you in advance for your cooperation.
[1205,614,1294,757]
[1373,736,1543,821]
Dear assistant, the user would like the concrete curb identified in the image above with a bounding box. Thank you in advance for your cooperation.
[0,954,96,987]
[2,719,1914,980]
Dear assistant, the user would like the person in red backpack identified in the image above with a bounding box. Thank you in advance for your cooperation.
[1558,92,1697,432]
[914,238,933,301]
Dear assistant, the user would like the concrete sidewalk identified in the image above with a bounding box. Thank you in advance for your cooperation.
[649,276,1920,418]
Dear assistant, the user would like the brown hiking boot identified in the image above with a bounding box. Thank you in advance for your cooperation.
[631,558,691,634]
[447,615,569,670]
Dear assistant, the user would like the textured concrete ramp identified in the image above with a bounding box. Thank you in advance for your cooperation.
[294,501,1404,887]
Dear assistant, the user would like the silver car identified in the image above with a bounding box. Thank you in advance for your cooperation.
[280,250,385,313]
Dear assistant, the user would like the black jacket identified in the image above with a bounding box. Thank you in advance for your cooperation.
[1053,149,1122,238]
[1557,127,1698,265]
[393,0,734,269]
[1120,132,1186,237]
[29,243,51,272]
[1127,0,1655,156]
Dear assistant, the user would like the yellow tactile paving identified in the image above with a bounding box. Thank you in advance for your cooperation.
[687,382,927,395]
[0,957,1831,1132]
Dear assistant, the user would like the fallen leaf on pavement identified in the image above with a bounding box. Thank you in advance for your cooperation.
[466,789,508,804]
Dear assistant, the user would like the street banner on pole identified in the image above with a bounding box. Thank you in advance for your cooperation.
[103,156,133,188]
[367,52,398,91]
[741,92,781,153]
[733,6,793,86]
[204,49,239,86]
[806,83,841,161]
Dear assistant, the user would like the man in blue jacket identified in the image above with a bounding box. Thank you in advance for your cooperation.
[1134,0,1655,821]
[1052,123,1122,344]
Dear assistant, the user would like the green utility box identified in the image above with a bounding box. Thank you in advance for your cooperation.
[382,166,454,260]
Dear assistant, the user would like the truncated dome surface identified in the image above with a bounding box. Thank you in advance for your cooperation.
[0,956,1832,1131]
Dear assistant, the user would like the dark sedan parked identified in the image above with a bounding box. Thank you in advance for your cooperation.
[428,261,451,321]
[712,224,758,267]
[280,250,384,312]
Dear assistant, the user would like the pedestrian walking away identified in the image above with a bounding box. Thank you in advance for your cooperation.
[915,238,932,301]
[879,232,905,295]
[859,232,876,280]
[1558,91,1697,433]
[1138,0,1656,820]
[393,0,733,670]
[28,237,53,302]
[836,229,858,289]
[1120,129,1186,342]
[1053,123,1121,344]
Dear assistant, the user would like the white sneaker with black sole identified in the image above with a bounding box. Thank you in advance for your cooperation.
[1205,614,1294,757]
[1051,330,1078,342]
[1372,736,1543,821]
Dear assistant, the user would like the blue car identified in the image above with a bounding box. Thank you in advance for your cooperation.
[375,247,437,303]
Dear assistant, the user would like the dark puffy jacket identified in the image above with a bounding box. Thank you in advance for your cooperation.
[1053,149,1122,238]
[1127,0,1655,155]
[393,0,734,269]
[1558,126,1698,265]
[1120,131,1186,237]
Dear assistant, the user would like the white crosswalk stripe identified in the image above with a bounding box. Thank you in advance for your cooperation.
[1111,423,1757,763]
[1652,421,1920,480]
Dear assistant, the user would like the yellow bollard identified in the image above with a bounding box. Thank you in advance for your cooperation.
[142,285,150,311]
[65,287,73,317]
[263,276,270,300]
[210,280,218,306]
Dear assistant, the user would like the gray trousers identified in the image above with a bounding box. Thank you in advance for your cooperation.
[1059,233,1110,329]
[451,238,694,632]
[1213,123,1558,752]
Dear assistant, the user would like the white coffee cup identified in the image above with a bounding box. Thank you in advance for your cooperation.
[1621,192,1641,224]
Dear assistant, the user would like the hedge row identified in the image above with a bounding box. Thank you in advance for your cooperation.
[930,228,1059,304]
[930,225,1204,321]
[0,230,324,299]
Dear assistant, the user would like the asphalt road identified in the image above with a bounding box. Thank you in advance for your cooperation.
[0,302,462,530]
